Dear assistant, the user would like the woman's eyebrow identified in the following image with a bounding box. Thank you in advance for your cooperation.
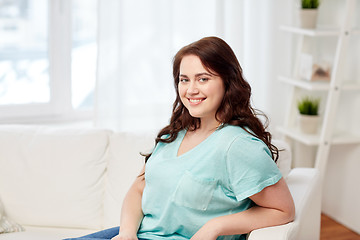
[195,72,213,77]
[179,74,188,78]
[179,72,213,78]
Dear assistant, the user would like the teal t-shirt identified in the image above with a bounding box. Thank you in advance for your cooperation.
[137,124,282,240]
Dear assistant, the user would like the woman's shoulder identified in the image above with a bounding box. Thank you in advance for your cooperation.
[219,124,254,139]
[219,124,267,149]
[218,125,272,161]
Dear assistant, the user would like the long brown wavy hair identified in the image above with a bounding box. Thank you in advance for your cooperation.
[145,36,278,162]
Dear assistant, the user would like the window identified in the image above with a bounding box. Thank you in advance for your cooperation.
[0,0,49,105]
[0,0,97,122]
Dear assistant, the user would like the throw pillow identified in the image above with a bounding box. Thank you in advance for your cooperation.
[0,197,24,234]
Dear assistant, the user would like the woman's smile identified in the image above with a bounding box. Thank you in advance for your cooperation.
[188,98,206,105]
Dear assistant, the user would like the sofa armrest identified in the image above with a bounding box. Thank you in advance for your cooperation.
[247,222,297,240]
[248,168,321,240]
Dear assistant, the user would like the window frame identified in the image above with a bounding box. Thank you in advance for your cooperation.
[0,0,94,124]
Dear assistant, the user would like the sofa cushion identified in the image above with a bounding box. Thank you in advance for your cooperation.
[103,132,154,228]
[0,125,110,230]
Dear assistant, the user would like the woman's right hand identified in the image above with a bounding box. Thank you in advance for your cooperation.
[111,232,138,240]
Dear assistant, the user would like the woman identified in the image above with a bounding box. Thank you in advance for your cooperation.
[69,36,295,240]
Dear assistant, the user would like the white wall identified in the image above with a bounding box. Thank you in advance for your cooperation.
[323,145,360,234]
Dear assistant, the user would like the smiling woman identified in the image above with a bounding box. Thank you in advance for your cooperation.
[66,36,295,240]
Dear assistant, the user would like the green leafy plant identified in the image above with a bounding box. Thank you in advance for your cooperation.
[302,0,320,9]
[297,96,320,115]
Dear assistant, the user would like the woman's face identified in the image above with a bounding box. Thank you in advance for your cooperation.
[178,55,225,122]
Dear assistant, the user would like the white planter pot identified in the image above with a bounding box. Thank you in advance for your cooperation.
[298,114,319,134]
[299,9,318,29]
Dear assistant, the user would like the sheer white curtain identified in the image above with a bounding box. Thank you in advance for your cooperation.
[240,1,293,132]
[94,0,292,133]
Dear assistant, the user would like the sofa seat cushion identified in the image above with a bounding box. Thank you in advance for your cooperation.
[0,226,96,240]
[0,125,110,230]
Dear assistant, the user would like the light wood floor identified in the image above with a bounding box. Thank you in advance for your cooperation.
[321,214,360,240]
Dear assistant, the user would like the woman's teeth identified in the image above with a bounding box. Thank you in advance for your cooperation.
[189,99,203,103]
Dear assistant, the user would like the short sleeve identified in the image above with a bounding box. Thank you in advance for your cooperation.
[226,135,282,201]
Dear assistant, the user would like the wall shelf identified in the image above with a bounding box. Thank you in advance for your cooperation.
[278,76,360,91]
[280,25,340,36]
[277,127,320,146]
[277,0,359,177]
[278,127,360,146]
[278,76,330,91]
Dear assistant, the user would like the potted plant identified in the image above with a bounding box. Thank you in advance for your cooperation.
[297,96,320,134]
[299,0,320,28]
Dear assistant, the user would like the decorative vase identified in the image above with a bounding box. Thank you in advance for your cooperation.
[299,9,318,28]
[298,114,319,134]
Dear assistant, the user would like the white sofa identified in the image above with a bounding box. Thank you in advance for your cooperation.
[0,125,321,240]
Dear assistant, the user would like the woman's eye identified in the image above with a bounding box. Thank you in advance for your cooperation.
[199,78,209,82]
[180,78,189,83]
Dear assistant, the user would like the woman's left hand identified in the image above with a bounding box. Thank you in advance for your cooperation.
[190,220,219,240]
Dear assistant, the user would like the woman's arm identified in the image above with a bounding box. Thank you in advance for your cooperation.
[112,165,146,240]
[190,178,295,240]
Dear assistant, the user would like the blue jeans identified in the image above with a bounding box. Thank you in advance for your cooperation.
[63,227,145,240]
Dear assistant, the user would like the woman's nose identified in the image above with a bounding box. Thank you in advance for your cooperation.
[187,81,199,95]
